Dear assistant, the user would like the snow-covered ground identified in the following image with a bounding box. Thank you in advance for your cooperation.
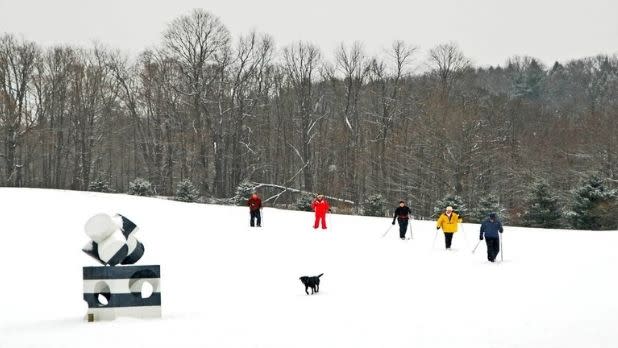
[0,188,617,348]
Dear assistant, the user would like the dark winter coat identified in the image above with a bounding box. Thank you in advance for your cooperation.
[393,206,412,223]
[247,196,262,211]
[480,218,504,239]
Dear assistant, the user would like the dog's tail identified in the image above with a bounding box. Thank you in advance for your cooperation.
[318,273,324,278]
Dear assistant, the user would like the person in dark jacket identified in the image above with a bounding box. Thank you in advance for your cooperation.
[247,193,262,227]
[392,201,412,240]
[480,212,503,262]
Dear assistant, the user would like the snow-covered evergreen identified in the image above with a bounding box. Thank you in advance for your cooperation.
[469,194,506,223]
[569,175,617,230]
[296,192,314,212]
[175,179,200,203]
[433,194,467,218]
[521,180,562,228]
[362,194,387,217]
[88,179,113,193]
[128,178,154,196]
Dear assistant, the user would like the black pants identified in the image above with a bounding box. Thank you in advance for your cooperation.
[250,210,261,227]
[444,232,454,249]
[398,220,408,239]
[485,237,500,261]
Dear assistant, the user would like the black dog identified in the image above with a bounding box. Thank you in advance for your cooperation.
[299,273,323,295]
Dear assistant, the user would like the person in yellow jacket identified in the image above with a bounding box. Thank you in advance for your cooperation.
[436,206,462,250]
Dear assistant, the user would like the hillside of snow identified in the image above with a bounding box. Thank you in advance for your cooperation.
[0,188,617,348]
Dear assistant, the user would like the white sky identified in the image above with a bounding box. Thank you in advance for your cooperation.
[0,0,617,67]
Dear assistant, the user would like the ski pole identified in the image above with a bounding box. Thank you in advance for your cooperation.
[408,221,413,240]
[472,240,482,254]
[498,233,504,262]
[381,224,394,238]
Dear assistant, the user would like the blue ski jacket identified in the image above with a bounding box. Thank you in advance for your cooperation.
[480,219,503,239]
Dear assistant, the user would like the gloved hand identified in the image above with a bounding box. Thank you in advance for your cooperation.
[480,236,484,240]
[392,221,396,225]
[436,227,440,230]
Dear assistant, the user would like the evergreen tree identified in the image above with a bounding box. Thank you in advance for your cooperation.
[88,179,113,193]
[470,194,506,223]
[569,175,618,230]
[175,179,200,202]
[296,193,315,212]
[521,180,562,228]
[510,57,545,99]
[128,178,154,196]
[362,194,388,217]
[433,194,467,218]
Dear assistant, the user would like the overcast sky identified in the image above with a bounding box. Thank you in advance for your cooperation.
[1,0,616,67]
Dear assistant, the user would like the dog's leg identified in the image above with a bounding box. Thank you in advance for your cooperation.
[305,285,309,295]
[316,284,319,293]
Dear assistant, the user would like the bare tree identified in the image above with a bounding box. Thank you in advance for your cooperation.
[367,40,417,190]
[162,9,231,194]
[282,41,323,192]
[0,34,39,186]
[225,32,275,193]
[428,42,471,101]
[335,41,370,204]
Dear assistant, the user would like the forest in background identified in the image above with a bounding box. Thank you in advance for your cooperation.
[1,9,617,225]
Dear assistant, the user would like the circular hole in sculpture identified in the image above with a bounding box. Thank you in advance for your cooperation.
[97,293,109,306]
[93,281,111,307]
[129,269,158,298]
[141,281,154,299]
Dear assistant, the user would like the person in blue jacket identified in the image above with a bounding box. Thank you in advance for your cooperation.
[479,212,504,262]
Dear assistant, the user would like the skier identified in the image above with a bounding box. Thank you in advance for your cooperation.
[479,212,503,262]
[311,194,330,229]
[392,201,412,240]
[247,192,262,227]
[436,206,461,250]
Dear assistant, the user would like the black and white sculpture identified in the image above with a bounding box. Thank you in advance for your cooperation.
[82,213,144,266]
[83,265,161,321]
[82,213,161,321]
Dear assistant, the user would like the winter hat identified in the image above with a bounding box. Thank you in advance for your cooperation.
[489,212,497,219]
[399,200,405,204]
[446,206,453,212]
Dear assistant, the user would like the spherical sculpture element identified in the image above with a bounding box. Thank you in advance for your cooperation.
[84,213,116,243]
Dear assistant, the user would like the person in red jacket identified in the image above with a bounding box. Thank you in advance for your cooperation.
[247,192,262,227]
[311,194,330,229]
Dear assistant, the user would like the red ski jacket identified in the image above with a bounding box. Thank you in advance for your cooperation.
[311,199,330,215]
[247,196,262,211]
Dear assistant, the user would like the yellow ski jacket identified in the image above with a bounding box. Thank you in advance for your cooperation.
[436,212,461,233]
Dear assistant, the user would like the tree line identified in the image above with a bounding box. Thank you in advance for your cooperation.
[1,9,617,227]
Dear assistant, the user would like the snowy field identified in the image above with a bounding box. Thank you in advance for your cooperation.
[1,188,617,348]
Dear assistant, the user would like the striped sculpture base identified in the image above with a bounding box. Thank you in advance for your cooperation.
[83,265,161,321]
